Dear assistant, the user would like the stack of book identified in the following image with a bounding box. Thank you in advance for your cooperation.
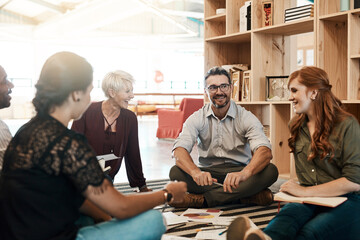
[284,4,314,23]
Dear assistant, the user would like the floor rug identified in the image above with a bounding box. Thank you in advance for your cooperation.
[114,179,283,239]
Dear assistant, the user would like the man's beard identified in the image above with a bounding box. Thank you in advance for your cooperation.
[211,94,229,108]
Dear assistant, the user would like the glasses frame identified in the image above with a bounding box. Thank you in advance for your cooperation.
[206,83,231,93]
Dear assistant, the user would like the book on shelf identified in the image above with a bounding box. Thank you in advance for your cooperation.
[285,8,313,18]
[262,0,273,27]
[285,14,313,23]
[355,0,360,8]
[247,3,251,31]
[239,1,251,32]
[285,4,313,14]
[274,192,348,208]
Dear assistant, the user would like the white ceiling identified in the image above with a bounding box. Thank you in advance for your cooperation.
[0,0,204,41]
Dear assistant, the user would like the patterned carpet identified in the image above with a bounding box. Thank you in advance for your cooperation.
[114,179,282,239]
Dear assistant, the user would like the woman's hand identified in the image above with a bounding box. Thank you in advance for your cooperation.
[164,181,187,203]
[280,179,307,197]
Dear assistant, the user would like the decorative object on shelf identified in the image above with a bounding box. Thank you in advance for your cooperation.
[222,64,249,101]
[354,0,360,9]
[284,4,314,23]
[266,76,290,101]
[242,70,251,102]
[340,0,350,11]
[216,8,226,15]
[240,1,251,32]
[262,0,273,27]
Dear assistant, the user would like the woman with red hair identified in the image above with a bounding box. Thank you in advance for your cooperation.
[228,66,360,240]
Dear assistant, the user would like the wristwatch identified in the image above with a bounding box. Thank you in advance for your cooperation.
[162,189,174,204]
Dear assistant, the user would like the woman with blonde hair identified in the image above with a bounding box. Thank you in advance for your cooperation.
[0,52,187,240]
[227,66,360,240]
[72,70,151,192]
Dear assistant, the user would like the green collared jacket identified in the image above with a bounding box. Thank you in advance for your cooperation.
[291,115,360,195]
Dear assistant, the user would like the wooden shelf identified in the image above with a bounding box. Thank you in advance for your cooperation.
[205,13,226,22]
[253,18,314,35]
[350,54,360,59]
[205,31,251,43]
[319,11,348,21]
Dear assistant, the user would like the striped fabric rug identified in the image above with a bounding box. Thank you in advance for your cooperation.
[114,179,283,239]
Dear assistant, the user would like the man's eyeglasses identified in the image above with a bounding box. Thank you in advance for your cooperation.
[206,83,230,93]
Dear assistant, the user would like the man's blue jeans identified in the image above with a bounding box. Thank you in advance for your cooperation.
[264,193,360,240]
[76,210,166,240]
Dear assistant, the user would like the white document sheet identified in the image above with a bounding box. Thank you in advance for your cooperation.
[163,212,189,226]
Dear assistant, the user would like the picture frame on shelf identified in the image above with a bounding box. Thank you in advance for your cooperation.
[266,76,290,101]
[242,70,251,102]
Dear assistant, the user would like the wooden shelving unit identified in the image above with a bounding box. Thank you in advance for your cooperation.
[204,0,360,179]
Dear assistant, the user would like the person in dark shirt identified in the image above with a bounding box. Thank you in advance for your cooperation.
[72,70,151,192]
[0,52,187,240]
[227,66,360,240]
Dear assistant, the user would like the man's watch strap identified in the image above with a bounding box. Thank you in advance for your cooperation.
[162,189,173,203]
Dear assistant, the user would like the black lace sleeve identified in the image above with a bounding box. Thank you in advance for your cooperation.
[61,133,105,192]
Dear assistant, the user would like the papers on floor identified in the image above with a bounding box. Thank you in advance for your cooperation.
[181,208,226,224]
[195,228,227,240]
[274,192,347,207]
[163,212,188,226]
[161,235,192,240]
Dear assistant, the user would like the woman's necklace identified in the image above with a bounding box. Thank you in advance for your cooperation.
[102,101,120,132]
[103,116,118,132]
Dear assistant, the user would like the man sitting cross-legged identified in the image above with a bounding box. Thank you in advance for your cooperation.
[169,66,279,208]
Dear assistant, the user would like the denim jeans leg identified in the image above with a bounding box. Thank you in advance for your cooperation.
[76,210,166,240]
[295,194,360,240]
[263,203,316,240]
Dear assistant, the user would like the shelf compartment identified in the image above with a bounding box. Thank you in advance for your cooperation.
[319,0,360,17]
[205,21,226,39]
[204,41,251,72]
[205,31,251,43]
[253,18,314,35]
[204,0,226,19]
[318,17,348,100]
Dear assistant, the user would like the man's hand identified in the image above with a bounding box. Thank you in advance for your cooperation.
[280,179,306,197]
[191,170,217,186]
[223,169,251,193]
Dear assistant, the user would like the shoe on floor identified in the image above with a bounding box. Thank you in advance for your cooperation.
[169,193,205,208]
[240,188,273,206]
[227,215,252,240]
[244,228,272,240]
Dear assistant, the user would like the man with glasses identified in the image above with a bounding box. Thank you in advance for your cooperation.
[0,66,14,171]
[169,66,278,208]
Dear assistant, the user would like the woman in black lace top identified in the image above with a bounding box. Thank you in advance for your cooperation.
[0,52,187,240]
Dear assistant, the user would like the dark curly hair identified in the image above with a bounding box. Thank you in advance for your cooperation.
[32,52,93,115]
[288,66,351,161]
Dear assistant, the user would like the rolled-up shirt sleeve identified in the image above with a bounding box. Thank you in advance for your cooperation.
[241,110,271,152]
